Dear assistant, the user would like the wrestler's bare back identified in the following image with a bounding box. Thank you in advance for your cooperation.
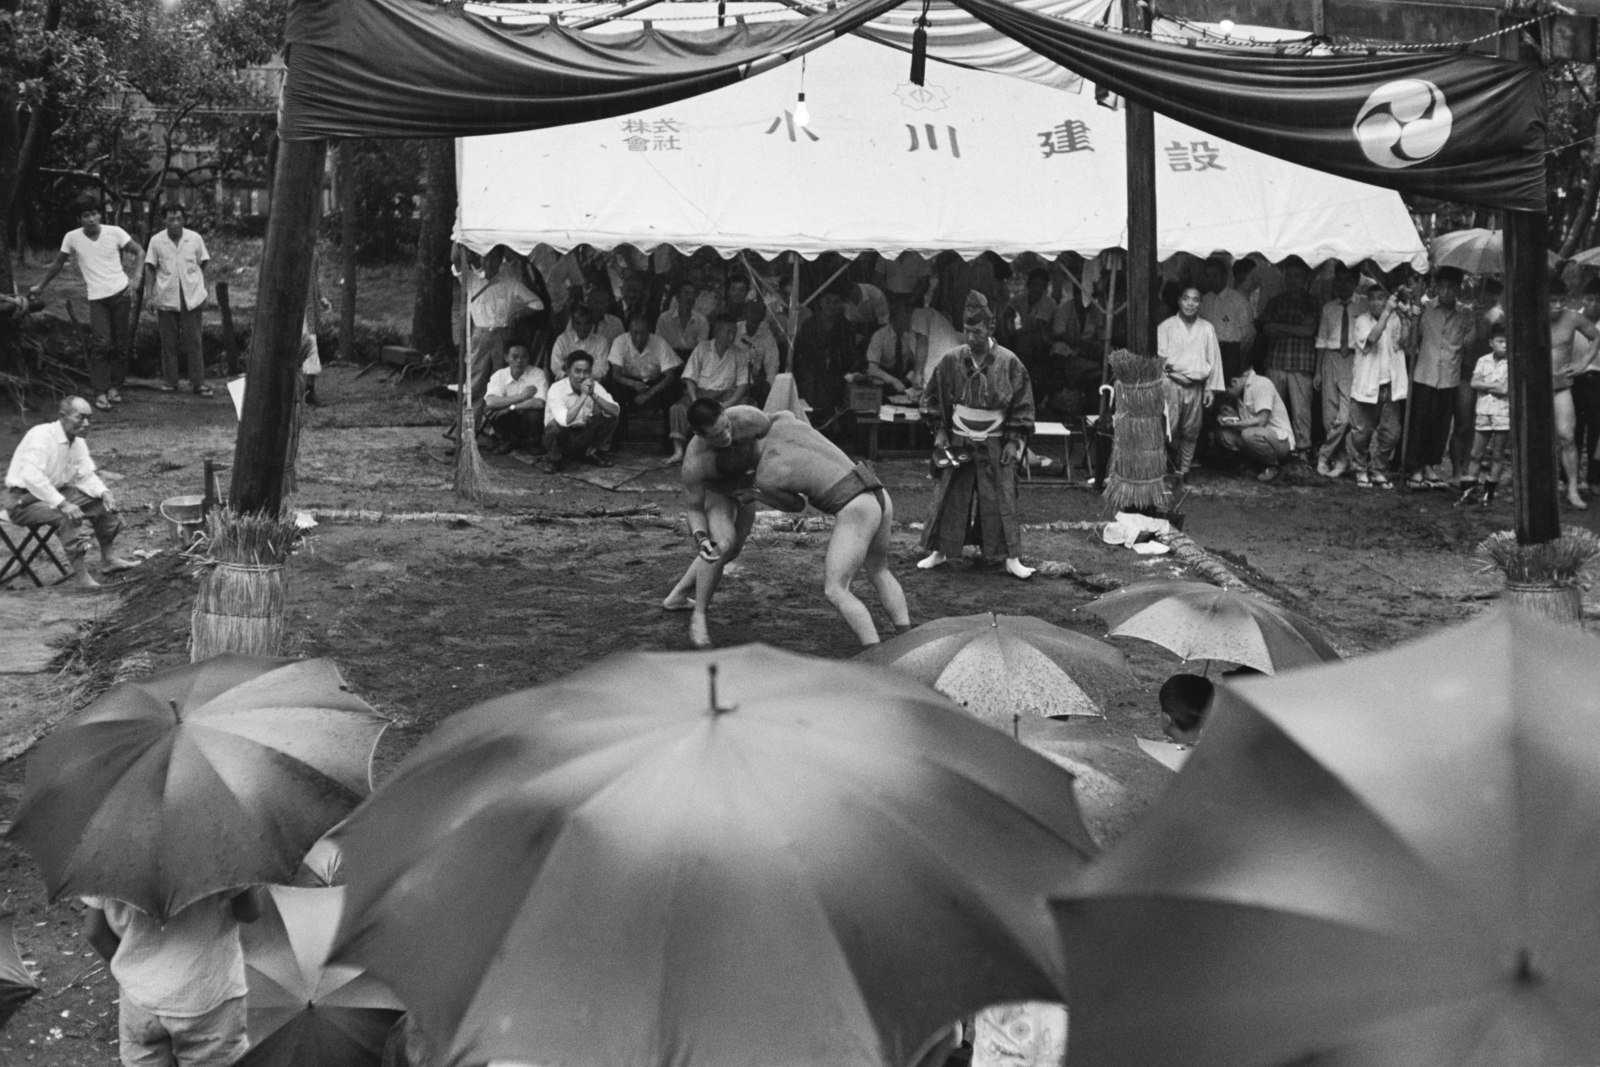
[743,411,857,499]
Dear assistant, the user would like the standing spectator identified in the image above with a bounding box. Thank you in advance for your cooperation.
[584,286,625,347]
[845,281,892,337]
[1257,257,1321,463]
[1198,258,1256,381]
[1549,277,1599,508]
[542,353,620,473]
[481,345,549,455]
[657,279,709,364]
[1156,286,1224,484]
[669,314,750,463]
[1571,279,1600,493]
[463,246,544,404]
[1312,266,1360,478]
[1403,267,1476,490]
[1348,284,1408,490]
[1217,368,1294,482]
[29,196,143,412]
[607,310,683,418]
[143,204,213,397]
[84,889,261,1067]
[1457,323,1512,505]
[737,298,782,407]
[550,304,611,379]
[617,271,654,333]
[6,396,135,589]
[791,286,858,435]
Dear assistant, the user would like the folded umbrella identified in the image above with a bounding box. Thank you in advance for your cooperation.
[1088,579,1339,674]
[1055,610,1600,1067]
[238,885,404,1067]
[859,612,1132,723]
[330,644,1096,1067]
[0,911,39,1030]
[7,655,388,920]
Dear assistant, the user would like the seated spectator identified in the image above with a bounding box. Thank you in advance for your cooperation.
[737,297,782,408]
[657,279,710,364]
[461,245,544,404]
[550,304,611,379]
[845,280,891,341]
[691,267,725,320]
[1158,673,1215,746]
[6,396,135,589]
[607,311,683,415]
[481,345,549,455]
[1217,368,1294,483]
[542,353,620,473]
[84,888,262,1067]
[669,313,750,463]
[864,300,922,395]
[584,285,626,347]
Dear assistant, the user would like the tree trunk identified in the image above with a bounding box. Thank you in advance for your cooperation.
[411,138,456,358]
[0,0,22,379]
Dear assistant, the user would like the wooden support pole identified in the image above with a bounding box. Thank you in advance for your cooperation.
[1123,0,1158,358]
[229,137,326,515]
[1501,9,1560,544]
[1504,209,1560,544]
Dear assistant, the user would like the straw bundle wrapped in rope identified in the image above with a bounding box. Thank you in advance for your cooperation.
[1102,349,1171,514]
[1476,527,1600,627]
[454,337,495,501]
[190,508,298,661]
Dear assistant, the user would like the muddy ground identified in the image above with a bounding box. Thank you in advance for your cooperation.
[1,363,1592,1064]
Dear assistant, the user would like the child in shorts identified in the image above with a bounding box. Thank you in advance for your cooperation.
[1458,324,1510,507]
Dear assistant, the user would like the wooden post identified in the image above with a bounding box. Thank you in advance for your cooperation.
[216,280,239,376]
[339,143,358,364]
[1123,0,1158,359]
[1501,8,1560,544]
[229,137,326,516]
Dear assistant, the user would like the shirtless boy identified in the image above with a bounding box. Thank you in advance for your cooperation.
[662,400,910,647]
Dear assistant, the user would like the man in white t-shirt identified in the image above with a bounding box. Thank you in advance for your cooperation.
[30,197,145,412]
[83,888,261,1067]
[606,310,683,416]
[1218,368,1294,483]
[143,204,213,397]
[481,345,550,454]
[542,352,620,473]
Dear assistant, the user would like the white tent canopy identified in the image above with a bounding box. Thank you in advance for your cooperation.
[455,6,1427,269]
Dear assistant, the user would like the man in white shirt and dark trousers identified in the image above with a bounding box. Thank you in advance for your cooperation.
[1157,286,1224,484]
[143,204,213,397]
[481,345,549,455]
[1347,284,1409,489]
[1198,258,1256,381]
[1312,266,1359,479]
[6,396,135,588]
[542,353,620,474]
[29,196,144,412]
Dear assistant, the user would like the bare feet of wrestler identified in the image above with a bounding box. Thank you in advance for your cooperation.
[689,613,712,649]
[916,551,947,570]
[1005,557,1035,580]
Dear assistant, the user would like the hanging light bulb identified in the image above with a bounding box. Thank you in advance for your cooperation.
[793,55,810,128]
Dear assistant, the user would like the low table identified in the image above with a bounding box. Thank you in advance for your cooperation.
[858,405,930,461]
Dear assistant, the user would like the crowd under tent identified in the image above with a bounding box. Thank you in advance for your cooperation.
[453,3,1428,271]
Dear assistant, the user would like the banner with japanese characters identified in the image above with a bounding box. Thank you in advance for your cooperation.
[455,32,1426,268]
[956,0,1545,212]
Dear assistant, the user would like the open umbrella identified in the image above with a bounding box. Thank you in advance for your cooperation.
[858,613,1132,723]
[7,655,387,920]
[1013,716,1174,848]
[330,644,1096,1067]
[1054,610,1600,1067]
[238,885,404,1067]
[1569,245,1600,268]
[0,911,39,1029]
[1430,228,1562,275]
[1088,579,1339,674]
